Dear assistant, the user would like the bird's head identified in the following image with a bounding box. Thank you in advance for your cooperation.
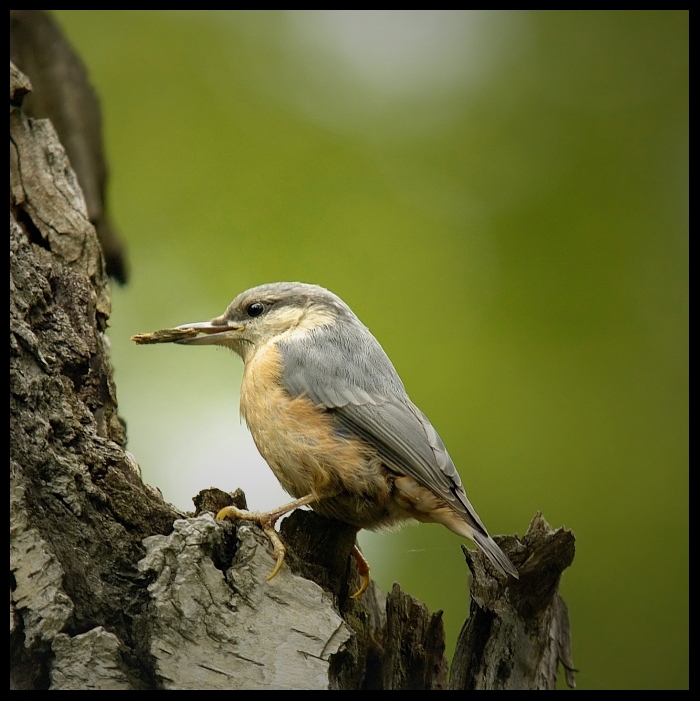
[175,281,359,361]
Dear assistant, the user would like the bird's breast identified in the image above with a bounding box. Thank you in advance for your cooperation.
[239,342,385,505]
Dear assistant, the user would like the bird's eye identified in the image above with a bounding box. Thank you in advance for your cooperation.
[246,302,265,318]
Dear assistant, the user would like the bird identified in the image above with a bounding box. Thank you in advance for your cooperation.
[160,282,518,596]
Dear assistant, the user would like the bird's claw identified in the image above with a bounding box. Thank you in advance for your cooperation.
[216,504,251,522]
[216,498,372,597]
[350,544,371,599]
[216,504,288,581]
[216,495,317,582]
[260,520,286,581]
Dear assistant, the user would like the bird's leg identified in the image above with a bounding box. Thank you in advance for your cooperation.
[350,535,371,599]
[217,496,372,598]
[216,494,317,581]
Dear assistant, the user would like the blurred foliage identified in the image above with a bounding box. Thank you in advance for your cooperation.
[51,10,688,689]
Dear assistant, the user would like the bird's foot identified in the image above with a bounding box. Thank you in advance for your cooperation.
[216,496,372,597]
[216,494,317,582]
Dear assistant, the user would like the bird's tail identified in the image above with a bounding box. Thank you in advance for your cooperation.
[473,530,519,579]
[427,506,519,579]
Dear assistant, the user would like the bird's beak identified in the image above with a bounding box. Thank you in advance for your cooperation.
[174,320,244,345]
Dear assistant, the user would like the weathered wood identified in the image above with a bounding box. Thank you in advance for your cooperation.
[450,513,576,689]
[10,9,129,283]
[10,58,180,690]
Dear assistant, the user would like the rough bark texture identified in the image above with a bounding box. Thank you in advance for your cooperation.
[10,57,180,690]
[450,513,577,690]
[10,9,128,283]
[9,22,576,689]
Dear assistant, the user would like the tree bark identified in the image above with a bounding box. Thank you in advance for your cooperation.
[9,18,576,690]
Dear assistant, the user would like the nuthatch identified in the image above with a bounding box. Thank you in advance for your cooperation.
[166,282,518,595]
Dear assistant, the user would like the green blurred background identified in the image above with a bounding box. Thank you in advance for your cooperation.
[51,11,688,689]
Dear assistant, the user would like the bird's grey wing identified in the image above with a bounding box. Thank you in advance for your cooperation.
[337,400,489,534]
[278,326,489,534]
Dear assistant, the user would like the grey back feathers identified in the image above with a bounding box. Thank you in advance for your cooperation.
[280,321,405,406]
